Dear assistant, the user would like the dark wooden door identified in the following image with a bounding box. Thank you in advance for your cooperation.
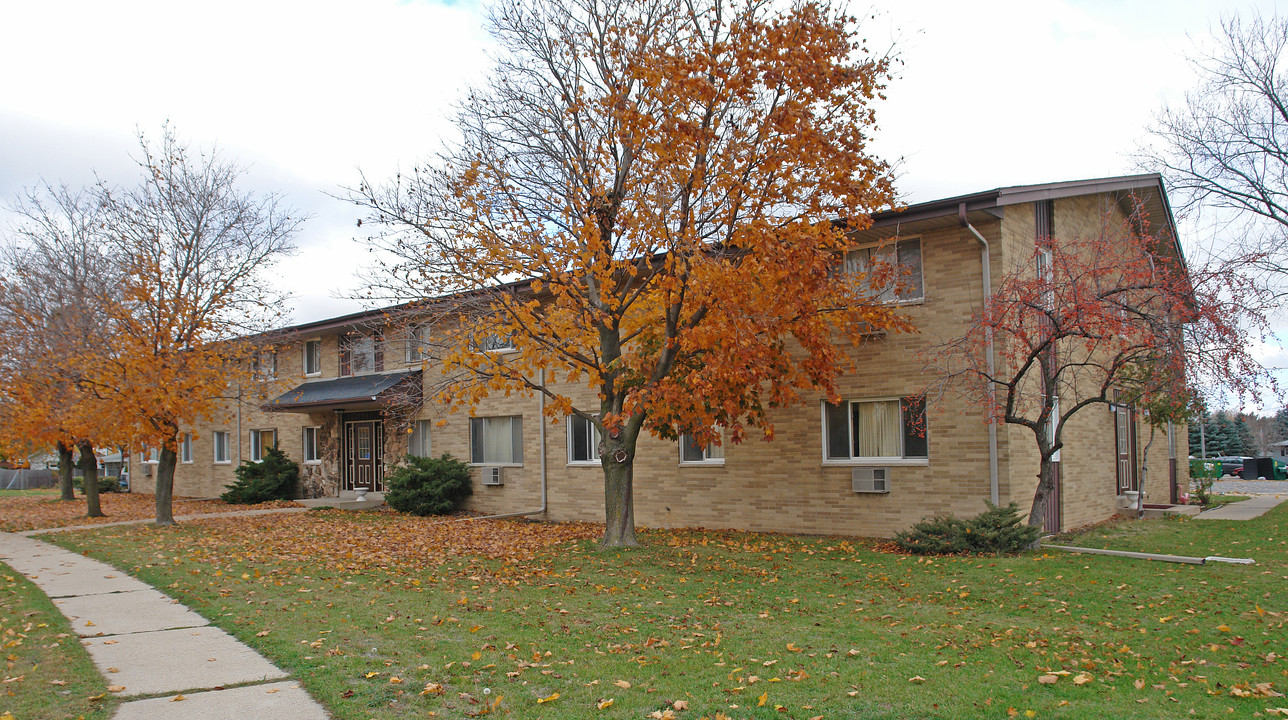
[344,420,384,491]
[1115,406,1136,493]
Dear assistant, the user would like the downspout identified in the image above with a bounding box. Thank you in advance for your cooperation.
[439,367,548,524]
[960,204,1001,506]
[236,382,243,466]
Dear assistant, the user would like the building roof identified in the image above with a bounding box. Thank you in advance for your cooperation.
[266,173,1182,337]
[265,370,421,411]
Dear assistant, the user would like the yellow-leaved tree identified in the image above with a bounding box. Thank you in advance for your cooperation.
[353,0,907,547]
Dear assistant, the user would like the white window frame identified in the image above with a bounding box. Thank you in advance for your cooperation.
[213,431,231,464]
[303,339,322,377]
[302,426,321,464]
[821,396,929,466]
[679,430,725,466]
[406,326,429,362]
[144,447,160,464]
[477,333,516,354]
[250,429,277,463]
[469,416,524,466]
[844,236,924,303]
[408,419,433,458]
[566,414,601,466]
[180,434,194,464]
[254,350,278,381]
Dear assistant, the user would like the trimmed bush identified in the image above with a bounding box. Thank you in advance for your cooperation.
[384,454,473,516]
[894,502,1039,555]
[221,446,299,504]
[73,475,121,495]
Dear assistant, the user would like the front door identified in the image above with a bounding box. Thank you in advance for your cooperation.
[344,420,384,491]
[1114,405,1136,493]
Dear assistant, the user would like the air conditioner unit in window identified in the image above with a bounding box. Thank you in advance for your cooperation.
[480,466,504,486]
[851,467,889,493]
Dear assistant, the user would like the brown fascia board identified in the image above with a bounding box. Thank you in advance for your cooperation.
[869,173,1173,230]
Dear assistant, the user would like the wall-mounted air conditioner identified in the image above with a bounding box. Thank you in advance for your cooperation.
[852,467,889,493]
[480,466,504,486]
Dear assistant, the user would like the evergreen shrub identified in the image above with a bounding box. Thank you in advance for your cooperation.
[384,454,473,516]
[894,502,1039,555]
[221,446,299,504]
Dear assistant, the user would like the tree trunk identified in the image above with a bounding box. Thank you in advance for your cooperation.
[155,445,179,526]
[56,441,75,501]
[1027,458,1052,530]
[1137,425,1157,520]
[77,441,104,518]
[599,426,640,548]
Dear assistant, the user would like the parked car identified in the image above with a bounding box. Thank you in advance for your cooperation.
[1214,456,1251,477]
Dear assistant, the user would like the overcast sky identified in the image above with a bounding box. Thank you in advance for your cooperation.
[1,0,1283,401]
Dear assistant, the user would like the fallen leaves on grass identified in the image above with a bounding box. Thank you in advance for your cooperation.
[0,492,300,532]
[139,510,603,576]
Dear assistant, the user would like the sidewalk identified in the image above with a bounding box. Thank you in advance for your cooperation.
[1195,493,1288,521]
[0,531,329,720]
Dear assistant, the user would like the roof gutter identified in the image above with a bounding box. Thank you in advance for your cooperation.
[960,203,1001,506]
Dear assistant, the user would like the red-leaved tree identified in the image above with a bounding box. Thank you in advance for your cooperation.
[930,199,1269,527]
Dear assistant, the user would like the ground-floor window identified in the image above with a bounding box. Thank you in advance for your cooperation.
[680,431,725,465]
[180,434,193,464]
[824,396,927,461]
[409,420,433,457]
[302,427,320,463]
[250,429,277,462]
[470,416,523,464]
[213,431,230,464]
[567,414,601,464]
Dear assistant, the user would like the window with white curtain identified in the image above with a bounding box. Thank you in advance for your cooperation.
[180,434,193,464]
[470,416,523,464]
[302,427,320,463]
[409,420,433,457]
[824,396,928,462]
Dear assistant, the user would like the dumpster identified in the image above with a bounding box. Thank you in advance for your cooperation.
[1189,458,1221,479]
[1244,457,1285,480]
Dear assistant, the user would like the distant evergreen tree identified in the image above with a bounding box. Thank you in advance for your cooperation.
[1189,410,1211,456]
[1234,415,1255,456]
[1211,415,1237,456]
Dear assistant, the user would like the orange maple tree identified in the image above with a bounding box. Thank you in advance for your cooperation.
[0,183,121,516]
[3,127,300,525]
[92,127,302,524]
[354,0,907,546]
[930,200,1268,527]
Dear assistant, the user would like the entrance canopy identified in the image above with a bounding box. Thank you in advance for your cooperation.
[265,370,421,412]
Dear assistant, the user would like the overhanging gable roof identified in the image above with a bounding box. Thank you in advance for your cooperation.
[265,370,421,411]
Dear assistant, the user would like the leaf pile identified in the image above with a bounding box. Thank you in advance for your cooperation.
[0,492,300,532]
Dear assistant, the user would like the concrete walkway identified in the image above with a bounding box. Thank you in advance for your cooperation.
[1195,493,1288,521]
[0,531,330,719]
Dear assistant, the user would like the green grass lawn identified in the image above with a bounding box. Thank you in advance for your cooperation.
[34,507,1288,720]
[0,563,114,720]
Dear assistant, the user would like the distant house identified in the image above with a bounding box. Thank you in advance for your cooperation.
[128,174,1187,536]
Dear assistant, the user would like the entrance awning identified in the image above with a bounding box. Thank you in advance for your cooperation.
[265,370,421,411]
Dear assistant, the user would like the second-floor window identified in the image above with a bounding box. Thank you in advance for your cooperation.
[341,334,382,377]
[304,340,322,376]
[845,238,923,302]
